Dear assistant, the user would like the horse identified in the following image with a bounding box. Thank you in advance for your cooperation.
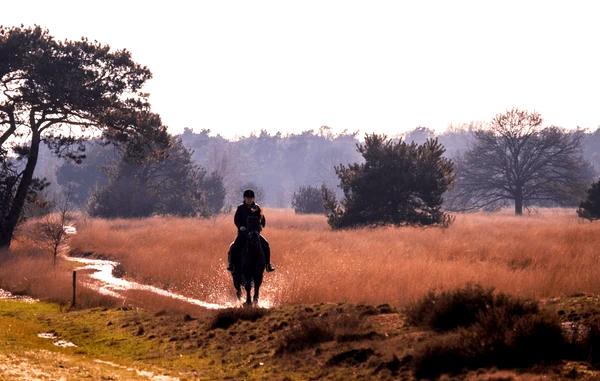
[230,230,265,306]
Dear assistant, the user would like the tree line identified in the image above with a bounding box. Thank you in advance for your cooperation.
[2,25,600,251]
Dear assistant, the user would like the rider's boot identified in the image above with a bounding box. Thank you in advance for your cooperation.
[263,243,275,272]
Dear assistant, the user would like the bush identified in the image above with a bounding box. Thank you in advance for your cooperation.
[411,285,565,378]
[413,330,486,379]
[276,316,335,354]
[414,312,566,378]
[291,185,326,214]
[578,179,600,220]
[209,307,268,330]
[505,313,566,367]
[406,284,538,332]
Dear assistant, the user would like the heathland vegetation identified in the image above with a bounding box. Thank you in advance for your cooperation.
[2,210,600,379]
[58,209,600,306]
[3,25,600,379]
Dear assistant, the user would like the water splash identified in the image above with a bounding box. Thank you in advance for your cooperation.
[62,225,272,310]
[64,255,233,310]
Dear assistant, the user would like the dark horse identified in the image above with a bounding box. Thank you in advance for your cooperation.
[230,230,265,305]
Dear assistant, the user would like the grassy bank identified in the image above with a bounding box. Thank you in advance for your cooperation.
[3,292,600,380]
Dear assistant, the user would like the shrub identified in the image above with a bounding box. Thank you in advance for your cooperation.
[578,179,600,220]
[411,285,565,378]
[505,313,566,367]
[209,307,268,330]
[291,185,326,214]
[276,316,335,354]
[414,313,566,378]
[407,284,537,332]
[413,330,487,379]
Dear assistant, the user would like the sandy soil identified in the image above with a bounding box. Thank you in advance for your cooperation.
[0,350,169,381]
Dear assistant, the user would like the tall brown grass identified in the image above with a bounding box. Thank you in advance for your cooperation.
[0,237,118,308]
[69,208,600,307]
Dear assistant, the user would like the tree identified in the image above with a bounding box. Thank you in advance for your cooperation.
[451,109,593,215]
[55,141,116,207]
[0,26,155,247]
[89,133,225,218]
[33,194,72,266]
[577,179,600,220]
[291,185,326,214]
[203,171,226,215]
[324,134,455,228]
[404,126,435,145]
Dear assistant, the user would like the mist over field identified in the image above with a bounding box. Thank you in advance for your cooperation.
[35,126,600,208]
[3,2,600,379]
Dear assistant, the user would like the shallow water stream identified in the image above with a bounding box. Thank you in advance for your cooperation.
[62,225,271,309]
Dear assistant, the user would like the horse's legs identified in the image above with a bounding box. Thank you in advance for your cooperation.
[232,274,242,301]
[253,281,261,306]
[253,273,263,306]
[245,282,252,305]
[235,283,242,301]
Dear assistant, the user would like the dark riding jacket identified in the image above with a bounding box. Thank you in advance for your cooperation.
[234,203,266,233]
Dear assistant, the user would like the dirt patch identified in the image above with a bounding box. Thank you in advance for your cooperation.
[0,350,161,380]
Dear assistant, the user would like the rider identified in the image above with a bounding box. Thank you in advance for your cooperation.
[227,189,275,273]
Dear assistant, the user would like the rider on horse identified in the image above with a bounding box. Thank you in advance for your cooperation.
[227,189,275,273]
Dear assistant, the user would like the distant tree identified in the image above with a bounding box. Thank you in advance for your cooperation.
[180,128,361,208]
[204,171,226,215]
[577,179,600,220]
[55,142,117,207]
[90,132,224,218]
[325,134,455,228]
[582,127,600,174]
[451,109,593,215]
[0,26,155,247]
[404,126,435,145]
[291,185,326,214]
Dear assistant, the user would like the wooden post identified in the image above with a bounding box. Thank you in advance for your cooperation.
[71,271,76,308]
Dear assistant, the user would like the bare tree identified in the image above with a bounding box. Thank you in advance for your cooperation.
[450,109,593,215]
[36,195,72,266]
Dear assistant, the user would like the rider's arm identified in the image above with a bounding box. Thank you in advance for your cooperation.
[234,206,243,229]
[258,206,266,228]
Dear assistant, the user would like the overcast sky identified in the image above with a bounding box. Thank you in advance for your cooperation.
[3,1,600,138]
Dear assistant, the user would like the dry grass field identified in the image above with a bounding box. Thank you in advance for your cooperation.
[64,208,600,307]
[3,208,600,380]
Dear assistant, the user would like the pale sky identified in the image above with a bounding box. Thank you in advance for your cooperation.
[3,1,600,138]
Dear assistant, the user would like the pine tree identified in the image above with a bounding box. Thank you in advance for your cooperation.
[325,134,455,228]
